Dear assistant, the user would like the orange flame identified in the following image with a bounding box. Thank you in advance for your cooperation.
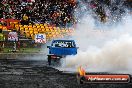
[78,66,86,76]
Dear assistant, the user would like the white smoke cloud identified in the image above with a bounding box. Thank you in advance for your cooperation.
[58,9,132,73]
[62,34,132,72]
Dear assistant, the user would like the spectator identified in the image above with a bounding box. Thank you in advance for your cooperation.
[0,0,131,26]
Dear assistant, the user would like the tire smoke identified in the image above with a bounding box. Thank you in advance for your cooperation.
[59,1,132,73]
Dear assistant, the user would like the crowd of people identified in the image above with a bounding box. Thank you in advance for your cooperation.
[0,0,131,27]
[0,0,76,27]
[76,0,132,23]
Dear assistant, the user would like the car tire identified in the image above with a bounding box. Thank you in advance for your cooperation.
[48,56,51,65]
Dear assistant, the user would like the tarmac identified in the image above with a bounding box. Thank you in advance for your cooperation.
[0,59,131,88]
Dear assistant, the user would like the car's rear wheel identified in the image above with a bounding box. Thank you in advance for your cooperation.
[47,56,51,65]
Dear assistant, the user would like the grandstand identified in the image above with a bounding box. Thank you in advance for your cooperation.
[14,23,74,40]
[0,0,131,52]
[0,18,74,52]
[0,0,76,52]
[0,0,75,41]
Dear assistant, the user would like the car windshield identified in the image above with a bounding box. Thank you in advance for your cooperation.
[52,41,75,48]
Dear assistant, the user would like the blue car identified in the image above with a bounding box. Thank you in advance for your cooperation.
[47,40,78,65]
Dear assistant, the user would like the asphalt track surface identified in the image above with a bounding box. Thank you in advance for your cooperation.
[0,59,132,88]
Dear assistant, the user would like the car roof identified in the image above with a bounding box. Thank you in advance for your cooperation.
[52,40,75,42]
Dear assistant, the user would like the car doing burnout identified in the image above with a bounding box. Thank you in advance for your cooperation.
[47,40,78,65]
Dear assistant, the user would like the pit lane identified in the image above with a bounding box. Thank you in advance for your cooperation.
[0,59,131,88]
